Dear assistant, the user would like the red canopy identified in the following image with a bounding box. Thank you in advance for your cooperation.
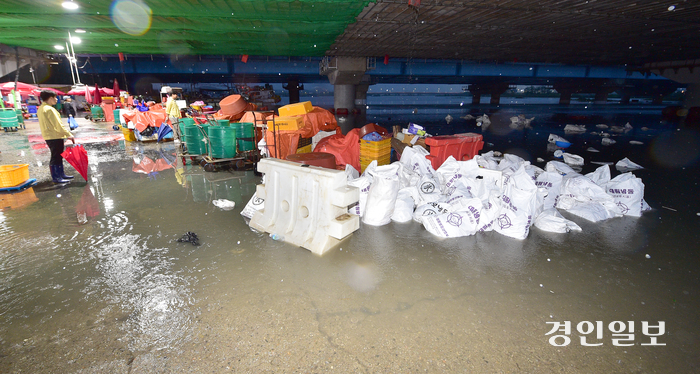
[84,85,93,104]
[0,81,39,94]
[67,86,114,96]
[38,87,67,96]
[113,80,121,100]
[93,84,102,104]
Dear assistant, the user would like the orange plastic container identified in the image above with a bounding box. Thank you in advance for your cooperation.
[219,95,248,116]
[0,164,30,188]
[424,133,484,170]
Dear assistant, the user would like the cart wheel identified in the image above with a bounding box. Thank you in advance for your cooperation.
[199,159,207,167]
[235,160,246,169]
[203,163,216,173]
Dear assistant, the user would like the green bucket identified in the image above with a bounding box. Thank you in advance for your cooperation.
[113,109,121,124]
[180,117,195,126]
[234,122,255,151]
[0,108,19,128]
[15,109,24,124]
[217,119,230,127]
[207,126,237,159]
[184,124,209,155]
[91,106,104,117]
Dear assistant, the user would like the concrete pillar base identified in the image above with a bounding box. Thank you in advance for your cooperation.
[283,79,303,104]
[594,90,608,105]
[334,84,357,134]
[684,83,700,109]
[558,91,572,105]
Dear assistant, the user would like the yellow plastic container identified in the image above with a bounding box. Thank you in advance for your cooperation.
[296,144,312,154]
[121,126,137,142]
[0,164,30,188]
[278,101,313,117]
[0,187,38,209]
[274,116,304,131]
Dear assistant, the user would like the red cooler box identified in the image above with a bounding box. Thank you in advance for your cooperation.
[425,133,484,170]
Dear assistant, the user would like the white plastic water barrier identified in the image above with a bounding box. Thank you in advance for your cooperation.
[249,158,360,255]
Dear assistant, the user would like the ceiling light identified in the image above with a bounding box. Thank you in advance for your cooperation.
[75,29,86,33]
[54,45,65,50]
[62,1,79,10]
[70,37,81,44]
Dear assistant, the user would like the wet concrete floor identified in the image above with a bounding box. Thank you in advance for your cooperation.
[0,110,699,373]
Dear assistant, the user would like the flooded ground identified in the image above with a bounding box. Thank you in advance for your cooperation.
[1,106,699,373]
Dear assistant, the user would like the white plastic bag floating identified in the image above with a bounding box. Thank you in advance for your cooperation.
[434,156,462,191]
[524,164,545,181]
[564,124,587,133]
[423,198,483,238]
[534,208,582,233]
[477,189,502,232]
[498,153,527,175]
[391,188,415,223]
[601,138,616,146]
[494,165,538,240]
[362,163,400,226]
[562,153,584,166]
[414,174,441,205]
[556,175,621,222]
[213,199,236,211]
[400,145,434,177]
[413,201,452,224]
[344,164,359,181]
[606,172,645,217]
[615,157,644,172]
[474,150,500,169]
[566,201,618,222]
[347,169,373,216]
[548,134,569,144]
[585,164,611,187]
[535,171,563,210]
[240,192,265,219]
[546,160,578,176]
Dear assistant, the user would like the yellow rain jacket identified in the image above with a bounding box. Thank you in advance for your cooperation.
[38,103,72,140]
[166,97,181,118]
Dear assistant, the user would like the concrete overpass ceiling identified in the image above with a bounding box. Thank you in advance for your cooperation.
[331,0,700,66]
[0,1,697,67]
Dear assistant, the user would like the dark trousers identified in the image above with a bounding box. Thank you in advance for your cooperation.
[46,139,65,166]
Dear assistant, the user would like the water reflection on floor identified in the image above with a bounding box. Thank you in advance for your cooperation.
[0,107,699,372]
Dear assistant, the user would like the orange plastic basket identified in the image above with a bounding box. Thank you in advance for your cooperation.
[0,164,30,188]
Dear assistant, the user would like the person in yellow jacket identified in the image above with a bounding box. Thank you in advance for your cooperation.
[38,90,75,184]
[165,93,181,122]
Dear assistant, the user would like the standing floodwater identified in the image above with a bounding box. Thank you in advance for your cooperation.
[1,105,699,373]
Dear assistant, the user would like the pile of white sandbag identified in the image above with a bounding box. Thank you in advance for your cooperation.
[345,147,651,239]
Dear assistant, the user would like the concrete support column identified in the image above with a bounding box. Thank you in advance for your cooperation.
[354,83,369,129]
[684,83,700,108]
[594,90,609,105]
[619,92,631,105]
[283,79,303,104]
[489,83,510,105]
[558,90,572,105]
[334,84,356,133]
[321,57,368,133]
[471,93,482,105]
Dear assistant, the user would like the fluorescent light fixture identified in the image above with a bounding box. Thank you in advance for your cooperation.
[54,45,65,50]
[70,37,81,44]
[62,1,79,10]
[75,29,86,33]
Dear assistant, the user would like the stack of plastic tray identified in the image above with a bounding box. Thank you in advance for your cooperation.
[360,137,391,172]
[0,164,30,189]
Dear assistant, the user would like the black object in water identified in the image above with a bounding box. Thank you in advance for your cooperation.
[177,231,200,246]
